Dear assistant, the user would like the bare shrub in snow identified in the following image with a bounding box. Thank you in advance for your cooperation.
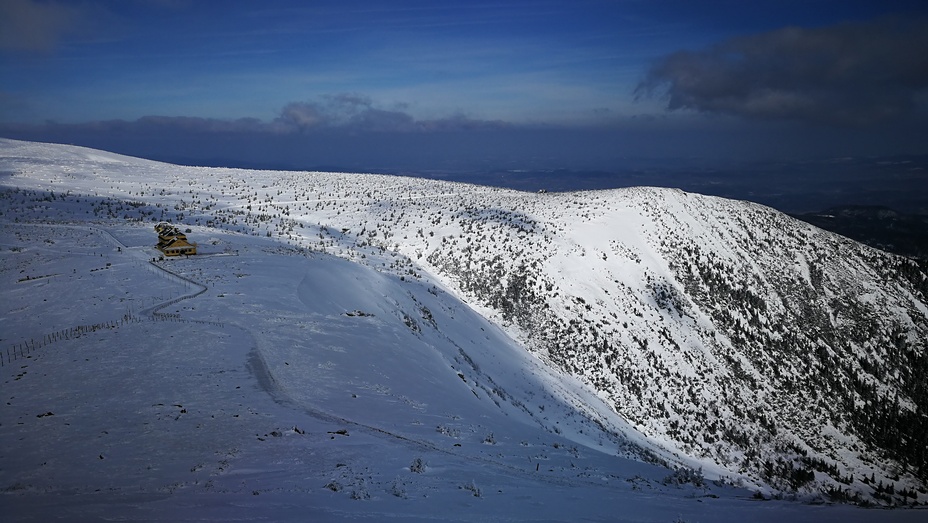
[461,480,481,497]
[410,457,427,474]
[662,466,705,488]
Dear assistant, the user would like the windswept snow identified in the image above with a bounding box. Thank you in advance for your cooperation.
[0,222,736,521]
[1,139,926,520]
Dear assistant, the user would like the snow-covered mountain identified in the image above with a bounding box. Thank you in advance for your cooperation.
[2,139,926,520]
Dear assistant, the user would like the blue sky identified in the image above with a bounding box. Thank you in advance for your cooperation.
[2,0,928,172]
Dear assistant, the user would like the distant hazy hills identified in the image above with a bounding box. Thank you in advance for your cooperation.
[793,206,928,261]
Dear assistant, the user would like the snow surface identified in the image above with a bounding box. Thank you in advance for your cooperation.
[1,139,925,521]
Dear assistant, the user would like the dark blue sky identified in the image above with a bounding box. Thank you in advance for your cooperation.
[2,0,928,172]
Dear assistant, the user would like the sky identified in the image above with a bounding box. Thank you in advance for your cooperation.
[1,0,928,173]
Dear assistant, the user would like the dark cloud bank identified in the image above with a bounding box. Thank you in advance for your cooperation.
[3,93,926,176]
[2,17,927,184]
[0,96,611,173]
[637,17,928,126]
[1,93,731,172]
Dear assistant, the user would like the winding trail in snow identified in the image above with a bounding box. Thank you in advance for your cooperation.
[81,223,603,490]
[137,263,208,317]
[1,224,700,495]
[87,223,211,318]
[1,222,216,356]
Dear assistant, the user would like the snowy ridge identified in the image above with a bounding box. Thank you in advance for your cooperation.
[2,139,927,520]
[418,186,928,502]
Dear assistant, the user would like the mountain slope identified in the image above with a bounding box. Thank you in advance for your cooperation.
[2,139,927,511]
[3,222,705,522]
[412,187,928,502]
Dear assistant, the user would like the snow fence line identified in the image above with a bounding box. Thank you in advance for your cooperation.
[2,314,139,367]
[3,251,226,368]
[2,313,225,367]
[142,259,208,314]
[149,312,224,328]
[142,260,224,326]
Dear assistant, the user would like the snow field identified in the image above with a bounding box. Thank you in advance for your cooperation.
[2,139,927,519]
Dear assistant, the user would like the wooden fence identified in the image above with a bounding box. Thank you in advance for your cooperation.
[3,314,139,366]
[3,313,225,367]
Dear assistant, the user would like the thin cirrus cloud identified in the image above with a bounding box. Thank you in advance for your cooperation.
[0,0,80,51]
[636,16,928,126]
[0,0,116,52]
[0,0,633,125]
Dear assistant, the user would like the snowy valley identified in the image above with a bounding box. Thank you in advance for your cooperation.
[1,139,926,521]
